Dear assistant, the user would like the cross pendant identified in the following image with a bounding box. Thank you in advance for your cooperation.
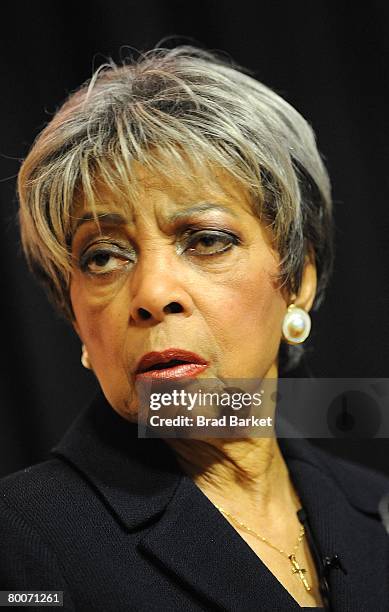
[288,554,311,591]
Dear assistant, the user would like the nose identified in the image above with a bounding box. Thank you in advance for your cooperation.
[129,254,194,325]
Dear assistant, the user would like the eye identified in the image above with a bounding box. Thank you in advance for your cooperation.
[185,230,239,256]
[79,243,135,275]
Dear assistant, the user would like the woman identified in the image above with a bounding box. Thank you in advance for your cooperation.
[1,46,388,611]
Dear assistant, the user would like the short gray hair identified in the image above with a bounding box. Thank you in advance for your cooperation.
[17,45,334,372]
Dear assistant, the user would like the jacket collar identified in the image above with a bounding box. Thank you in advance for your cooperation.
[51,388,389,611]
[51,388,389,525]
[51,388,182,531]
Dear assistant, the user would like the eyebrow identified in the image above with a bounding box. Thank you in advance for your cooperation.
[168,203,239,222]
[72,212,127,234]
[72,203,239,234]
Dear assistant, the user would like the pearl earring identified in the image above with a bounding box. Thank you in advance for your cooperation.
[81,344,91,369]
[281,304,311,345]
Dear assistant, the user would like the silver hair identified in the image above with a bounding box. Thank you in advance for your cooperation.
[17,45,334,372]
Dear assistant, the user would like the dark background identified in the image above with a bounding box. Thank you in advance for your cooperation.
[1,1,388,479]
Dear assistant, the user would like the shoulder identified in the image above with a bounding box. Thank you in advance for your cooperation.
[280,433,389,518]
[0,460,79,606]
[0,454,113,544]
[0,456,90,547]
[0,456,88,516]
[0,456,100,551]
[306,443,389,516]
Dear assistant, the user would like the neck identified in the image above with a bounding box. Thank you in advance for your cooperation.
[164,363,301,522]
[165,435,300,520]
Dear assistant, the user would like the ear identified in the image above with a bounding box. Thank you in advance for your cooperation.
[292,254,317,313]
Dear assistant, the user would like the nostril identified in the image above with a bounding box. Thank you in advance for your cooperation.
[136,302,183,320]
[164,302,183,314]
[138,308,152,320]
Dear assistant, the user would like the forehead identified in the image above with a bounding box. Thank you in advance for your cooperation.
[71,157,257,226]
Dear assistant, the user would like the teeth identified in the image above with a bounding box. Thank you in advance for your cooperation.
[145,359,187,372]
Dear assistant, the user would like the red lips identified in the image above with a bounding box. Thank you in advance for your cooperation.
[135,348,209,380]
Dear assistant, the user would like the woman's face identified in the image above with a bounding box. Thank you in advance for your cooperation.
[70,159,292,419]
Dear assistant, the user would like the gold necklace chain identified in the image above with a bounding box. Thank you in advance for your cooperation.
[213,503,311,592]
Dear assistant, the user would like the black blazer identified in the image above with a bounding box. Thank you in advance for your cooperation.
[1,389,389,611]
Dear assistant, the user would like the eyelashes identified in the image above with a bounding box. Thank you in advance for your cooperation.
[79,240,136,276]
[80,249,133,275]
[180,229,240,256]
[78,229,241,277]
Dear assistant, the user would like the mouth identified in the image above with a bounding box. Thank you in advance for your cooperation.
[135,349,209,381]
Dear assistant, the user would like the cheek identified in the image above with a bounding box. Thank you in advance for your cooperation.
[201,255,285,375]
[211,261,284,334]
[71,287,133,414]
[70,275,128,363]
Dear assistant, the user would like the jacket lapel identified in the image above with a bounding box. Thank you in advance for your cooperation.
[278,435,389,611]
[138,472,300,611]
[52,389,389,611]
[51,389,182,531]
